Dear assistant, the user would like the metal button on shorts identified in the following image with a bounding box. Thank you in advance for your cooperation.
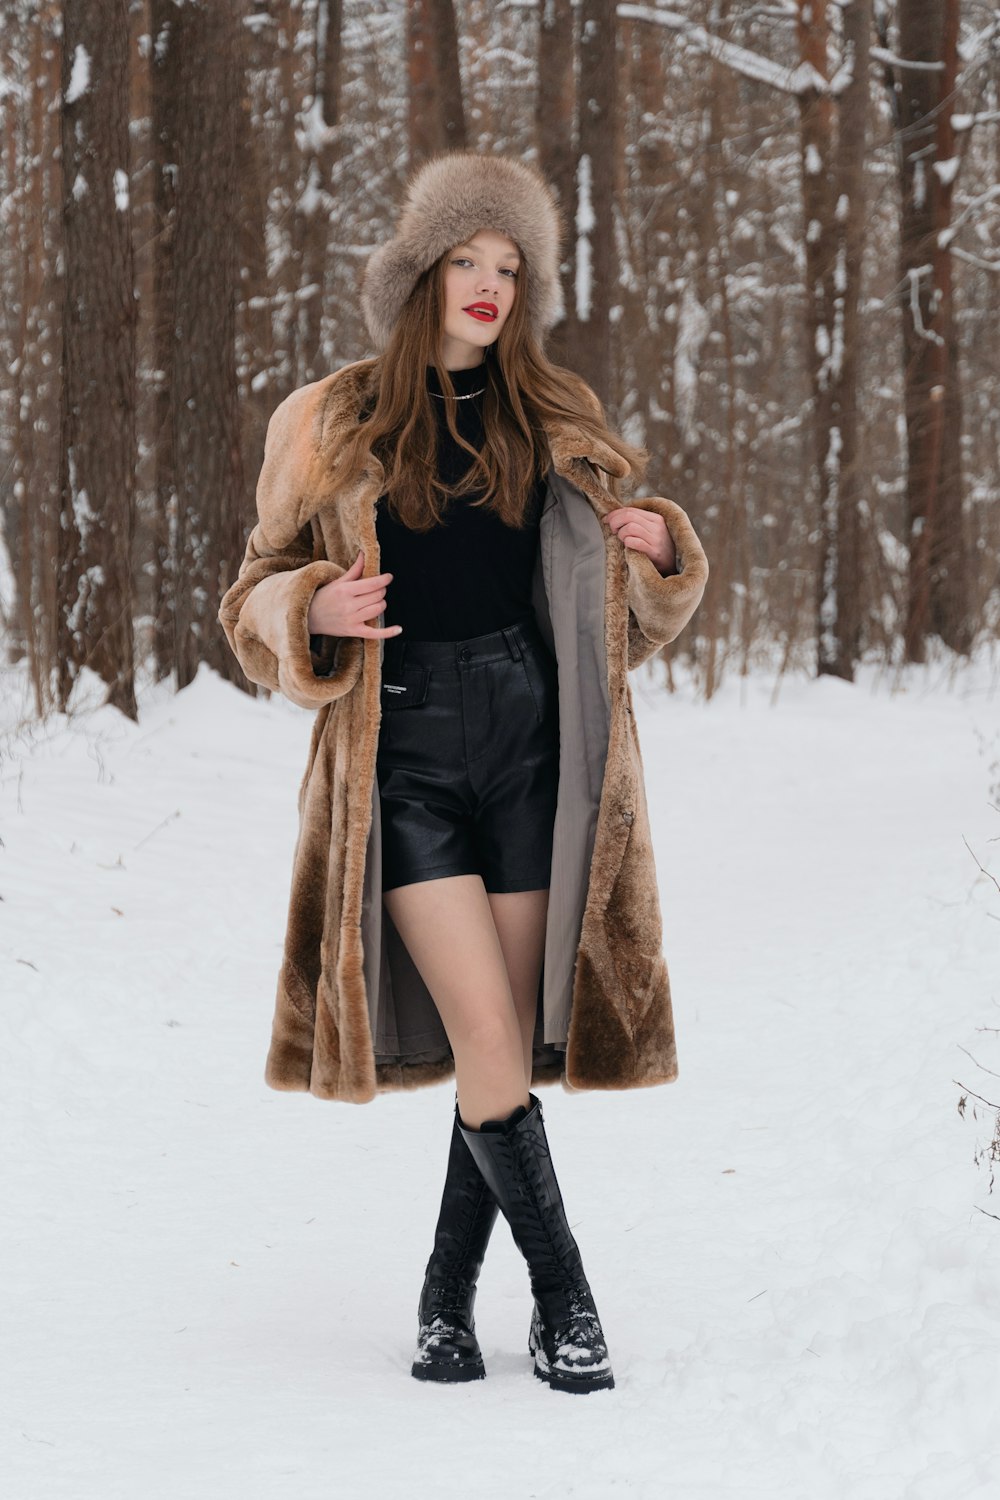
[376,615,560,894]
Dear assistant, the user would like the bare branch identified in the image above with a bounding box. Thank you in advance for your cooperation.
[963,833,1000,897]
[957,1044,1000,1081]
[955,1081,1000,1112]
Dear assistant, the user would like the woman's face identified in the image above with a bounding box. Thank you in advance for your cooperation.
[440,227,521,368]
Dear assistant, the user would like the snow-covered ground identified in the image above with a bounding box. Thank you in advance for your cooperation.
[2,652,999,1500]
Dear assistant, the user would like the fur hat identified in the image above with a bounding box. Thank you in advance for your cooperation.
[359,150,565,352]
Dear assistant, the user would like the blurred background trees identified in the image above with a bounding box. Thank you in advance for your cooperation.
[1,0,997,718]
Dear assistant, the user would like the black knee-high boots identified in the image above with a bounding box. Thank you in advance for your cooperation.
[410,1098,500,1382]
[458,1093,615,1394]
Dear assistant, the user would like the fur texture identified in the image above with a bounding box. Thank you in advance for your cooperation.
[359,151,565,351]
[219,359,709,1103]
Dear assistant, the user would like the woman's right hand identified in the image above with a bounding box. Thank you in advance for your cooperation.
[307,549,403,639]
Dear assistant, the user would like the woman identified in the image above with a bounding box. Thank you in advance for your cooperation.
[219,150,709,1395]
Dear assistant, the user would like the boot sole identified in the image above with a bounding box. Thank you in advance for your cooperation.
[529,1330,615,1393]
[411,1356,486,1382]
[532,1361,615,1393]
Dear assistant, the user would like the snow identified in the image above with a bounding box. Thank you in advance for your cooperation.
[574,153,594,323]
[64,44,92,107]
[674,282,709,447]
[2,653,999,1498]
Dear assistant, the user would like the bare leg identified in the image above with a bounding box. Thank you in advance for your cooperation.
[485,888,549,1090]
[382,874,530,1129]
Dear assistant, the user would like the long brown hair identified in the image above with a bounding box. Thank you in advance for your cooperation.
[339,244,649,534]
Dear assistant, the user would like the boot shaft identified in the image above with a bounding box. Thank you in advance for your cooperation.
[458,1094,588,1308]
[420,1103,500,1318]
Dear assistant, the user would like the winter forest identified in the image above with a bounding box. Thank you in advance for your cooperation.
[2,3,1000,1497]
[1,0,998,711]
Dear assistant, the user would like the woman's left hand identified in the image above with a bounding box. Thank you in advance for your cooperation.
[604,506,677,576]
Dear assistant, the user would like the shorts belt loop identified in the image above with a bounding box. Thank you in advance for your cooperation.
[501,625,523,662]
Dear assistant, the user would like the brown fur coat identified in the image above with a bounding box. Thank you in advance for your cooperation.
[218,359,709,1103]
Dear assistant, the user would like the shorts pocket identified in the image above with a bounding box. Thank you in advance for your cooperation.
[380,662,430,711]
[518,648,556,725]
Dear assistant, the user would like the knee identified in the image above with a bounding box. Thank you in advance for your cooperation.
[456,1004,523,1068]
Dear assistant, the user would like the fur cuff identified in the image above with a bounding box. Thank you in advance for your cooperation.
[624,496,709,656]
[230,559,364,710]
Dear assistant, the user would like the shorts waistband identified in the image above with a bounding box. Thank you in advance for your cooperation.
[383,615,543,670]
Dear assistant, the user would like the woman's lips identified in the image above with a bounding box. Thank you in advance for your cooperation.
[464,305,497,322]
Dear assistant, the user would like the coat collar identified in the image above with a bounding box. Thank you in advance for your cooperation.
[257,357,627,546]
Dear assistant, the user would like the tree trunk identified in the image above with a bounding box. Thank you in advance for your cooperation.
[57,0,137,716]
[150,0,180,682]
[893,0,970,660]
[570,0,617,407]
[832,0,871,672]
[408,0,466,168]
[1,4,62,714]
[535,0,575,366]
[796,0,869,682]
[296,0,345,384]
[170,0,244,688]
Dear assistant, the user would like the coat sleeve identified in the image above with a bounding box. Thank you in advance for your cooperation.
[217,397,364,711]
[622,495,710,672]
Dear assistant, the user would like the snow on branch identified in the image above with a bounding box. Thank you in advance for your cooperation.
[939,183,1000,248]
[618,4,837,96]
[950,247,1000,276]
[869,47,945,72]
[952,110,1000,132]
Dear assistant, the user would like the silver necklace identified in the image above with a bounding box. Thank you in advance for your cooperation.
[429,385,487,401]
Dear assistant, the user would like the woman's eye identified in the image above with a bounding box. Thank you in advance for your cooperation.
[452,257,517,279]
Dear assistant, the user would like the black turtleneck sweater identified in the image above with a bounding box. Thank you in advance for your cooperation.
[373,361,545,641]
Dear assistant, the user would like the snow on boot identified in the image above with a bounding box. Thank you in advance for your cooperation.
[458,1093,615,1394]
[411,1099,500,1382]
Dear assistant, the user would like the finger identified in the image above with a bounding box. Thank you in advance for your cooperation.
[353,622,403,638]
[605,506,642,530]
[344,585,391,610]
[621,534,654,555]
[351,605,388,629]
[345,571,393,591]
[619,524,656,548]
[611,508,665,537]
[622,516,668,551]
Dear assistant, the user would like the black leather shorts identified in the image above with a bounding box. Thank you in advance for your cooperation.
[376,615,560,894]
